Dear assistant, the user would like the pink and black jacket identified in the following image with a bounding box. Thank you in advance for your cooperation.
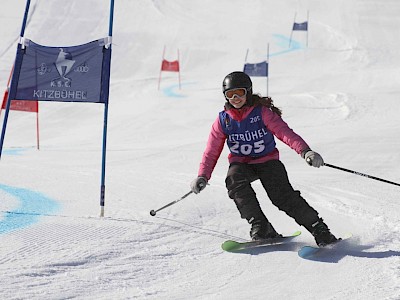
[198,105,310,180]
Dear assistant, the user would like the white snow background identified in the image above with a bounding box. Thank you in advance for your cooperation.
[0,0,399,299]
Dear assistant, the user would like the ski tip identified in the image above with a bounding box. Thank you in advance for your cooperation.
[292,230,301,237]
[298,232,353,259]
[341,232,353,240]
[221,240,241,252]
[298,246,319,259]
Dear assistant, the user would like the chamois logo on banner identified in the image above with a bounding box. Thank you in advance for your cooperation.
[52,48,76,88]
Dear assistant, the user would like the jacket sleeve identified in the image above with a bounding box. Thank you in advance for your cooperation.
[198,116,226,180]
[261,106,310,154]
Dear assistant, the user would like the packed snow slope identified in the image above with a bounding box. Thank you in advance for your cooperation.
[0,0,399,299]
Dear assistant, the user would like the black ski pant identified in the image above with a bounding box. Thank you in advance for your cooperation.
[225,160,319,231]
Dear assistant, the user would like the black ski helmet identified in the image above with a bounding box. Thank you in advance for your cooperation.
[222,71,253,100]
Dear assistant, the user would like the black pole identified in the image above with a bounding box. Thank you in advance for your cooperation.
[150,191,193,216]
[324,163,400,187]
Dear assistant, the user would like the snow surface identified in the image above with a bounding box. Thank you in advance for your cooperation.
[0,0,399,299]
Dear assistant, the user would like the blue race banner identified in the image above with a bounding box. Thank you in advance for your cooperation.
[243,61,268,77]
[15,38,109,103]
[293,21,308,31]
[0,0,115,217]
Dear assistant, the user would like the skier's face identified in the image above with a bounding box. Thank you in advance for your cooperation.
[225,88,247,109]
[228,93,246,108]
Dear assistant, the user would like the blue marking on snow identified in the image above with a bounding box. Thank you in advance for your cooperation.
[162,82,196,98]
[269,34,305,57]
[0,184,60,234]
[163,83,186,98]
[2,148,28,156]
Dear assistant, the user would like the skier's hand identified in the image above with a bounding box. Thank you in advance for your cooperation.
[190,176,208,194]
[302,150,324,168]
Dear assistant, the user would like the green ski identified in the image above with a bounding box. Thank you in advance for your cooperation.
[222,231,301,252]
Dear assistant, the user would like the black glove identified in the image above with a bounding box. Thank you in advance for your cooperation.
[302,149,324,168]
[190,176,208,194]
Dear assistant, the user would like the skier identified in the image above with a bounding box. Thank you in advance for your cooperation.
[190,71,338,246]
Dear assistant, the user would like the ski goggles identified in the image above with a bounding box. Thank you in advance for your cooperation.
[224,88,247,100]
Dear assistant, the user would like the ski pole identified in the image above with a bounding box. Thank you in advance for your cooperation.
[150,191,193,216]
[324,163,400,187]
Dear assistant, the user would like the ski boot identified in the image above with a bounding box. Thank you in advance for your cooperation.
[249,219,282,241]
[310,218,338,247]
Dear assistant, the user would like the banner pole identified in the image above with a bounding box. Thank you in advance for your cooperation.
[108,0,114,36]
[0,66,14,119]
[100,0,115,217]
[177,48,181,90]
[19,0,31,37]
[36,103,39,150]
[267,43,269,96]
[158,45,166,90]
[100,100,109,217]
[306,10,309,47]
[244,48,249,63]
[0,89,13,159]
[0,0,31,159]
[289,12,296,48]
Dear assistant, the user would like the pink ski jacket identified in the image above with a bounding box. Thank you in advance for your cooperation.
[198,105,310,180]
